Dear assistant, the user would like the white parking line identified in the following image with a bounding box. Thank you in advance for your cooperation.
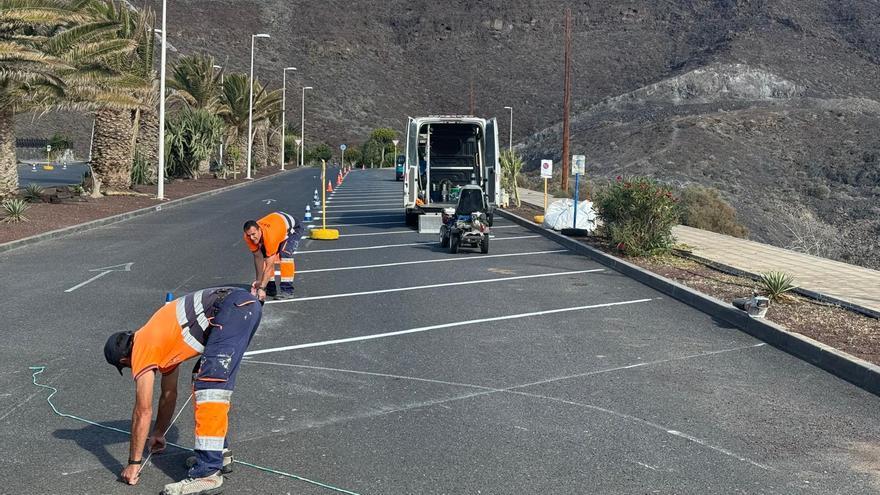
[327,199,401,203]
[325,204,402,209]
[265,269,603,304]
[301,225,521,239]
[314,213,401,219]
[297,249,568,273]
[246,298,653,356]
[296,235,540,254]
[310,221,404,228]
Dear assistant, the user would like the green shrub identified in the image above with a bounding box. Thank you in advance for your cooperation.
[595,176,679,256]
[2,199,30,223]
[678,185,748,238]
[165,108,223,179]
[759,271,797,302]
[131,150,155,185]
[23,183,44,203]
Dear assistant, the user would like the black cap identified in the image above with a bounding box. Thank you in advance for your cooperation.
[104,331,133,375]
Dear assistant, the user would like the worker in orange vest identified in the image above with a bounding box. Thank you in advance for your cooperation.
[242,211,302,301]
[104,287,261,494]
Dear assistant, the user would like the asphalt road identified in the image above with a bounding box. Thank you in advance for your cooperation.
[0,168,877,494]
[17,162,89,188]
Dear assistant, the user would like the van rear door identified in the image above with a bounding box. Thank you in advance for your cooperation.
[484,118,500,207]
[404,117,419,207]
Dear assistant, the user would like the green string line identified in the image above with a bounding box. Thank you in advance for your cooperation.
[29,366,362,495]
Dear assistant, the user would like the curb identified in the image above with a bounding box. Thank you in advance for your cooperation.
[498,209,880,397]
[0,169,295,254]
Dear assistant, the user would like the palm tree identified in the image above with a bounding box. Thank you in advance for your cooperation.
[0,0,100,196]
[80,0,155,194]
[216,74,280,176]
[166,53,222,111]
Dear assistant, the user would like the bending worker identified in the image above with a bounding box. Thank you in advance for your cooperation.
[243,211,303,301]
[104,287,262,495]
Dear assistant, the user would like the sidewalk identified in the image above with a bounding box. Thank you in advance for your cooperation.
[517,187,880,317]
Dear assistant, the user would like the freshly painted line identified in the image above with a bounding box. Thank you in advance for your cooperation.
[64,271,113,292]
[266,269,603,304]
[301,224,523,239]
[314,213,401,219]
[309,221,404,228]
[246,298,652,356]
[296,249,568,273]
[295,235,540,254]
[326,199,401,203]
[325,204,401,208]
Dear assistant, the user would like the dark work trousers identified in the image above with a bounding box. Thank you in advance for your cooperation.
[188,290,262,478]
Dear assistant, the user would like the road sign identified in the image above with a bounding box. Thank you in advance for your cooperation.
[540,159,553,179]
[572,155,586,176]
[340,144,347,151]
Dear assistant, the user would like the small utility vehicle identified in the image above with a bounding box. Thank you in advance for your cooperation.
[439,185,490,254]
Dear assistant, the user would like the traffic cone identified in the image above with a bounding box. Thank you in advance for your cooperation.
[165,292,174,303]
[361,164,365,170]
[336,171,342,186]
[304,204,312,222]
[326,180,333,193]
[31,162,37,171]
[313,189,320,206]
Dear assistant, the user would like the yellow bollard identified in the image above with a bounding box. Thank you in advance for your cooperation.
[310,159,340,240]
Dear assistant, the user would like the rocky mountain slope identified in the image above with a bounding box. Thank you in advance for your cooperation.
[15,1,880,267]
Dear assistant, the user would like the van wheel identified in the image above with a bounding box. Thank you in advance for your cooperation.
[449,233,460,254]
[480,234,489,254]
[439,229,449,248]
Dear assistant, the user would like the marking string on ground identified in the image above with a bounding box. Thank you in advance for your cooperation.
[265,269,603,304]
[27,366,362,495]
[244,342,770,471]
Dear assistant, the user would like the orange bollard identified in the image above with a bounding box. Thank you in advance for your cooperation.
[326,180,333,193]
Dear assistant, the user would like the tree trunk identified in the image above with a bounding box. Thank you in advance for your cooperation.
[91,108,134,192]
[0,108,18,197]
[253,120,268,171]
[136,107,159,182]
[267,125,282,168]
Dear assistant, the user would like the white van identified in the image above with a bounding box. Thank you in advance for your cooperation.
[403,115,501,226]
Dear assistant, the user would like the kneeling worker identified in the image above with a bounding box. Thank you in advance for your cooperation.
[104,287,262,495]
[243,211,302,301]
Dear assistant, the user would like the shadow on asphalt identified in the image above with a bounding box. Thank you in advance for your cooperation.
[53,422,187,481]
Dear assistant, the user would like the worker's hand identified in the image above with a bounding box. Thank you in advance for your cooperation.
[148,434,166,454]
[256,287,266,302]
[250,281,260,296]
[120,464,140,485]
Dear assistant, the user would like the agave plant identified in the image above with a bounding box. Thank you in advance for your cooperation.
[499,149,524,207]
[759,271,797,302]
[2,198,30,222]
[23,183,44,202]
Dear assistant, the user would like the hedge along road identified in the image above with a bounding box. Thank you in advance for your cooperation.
[1,168,878,494]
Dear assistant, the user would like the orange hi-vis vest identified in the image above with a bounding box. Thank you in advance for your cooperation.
[129,288,231,380]
[244,212,296,257]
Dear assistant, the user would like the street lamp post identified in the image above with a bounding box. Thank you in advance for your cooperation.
[503,106,513,151]
[246,33,271,180]
[213,64,224,170]
[280,66,296,170]
[157,0,168,199]
[300,86,313,168]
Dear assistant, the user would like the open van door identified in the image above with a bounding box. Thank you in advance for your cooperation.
[404,117,418,208]
[484,118,500,207]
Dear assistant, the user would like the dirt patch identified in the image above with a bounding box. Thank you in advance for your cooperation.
[1,167,284,244]
[505,204,880,367]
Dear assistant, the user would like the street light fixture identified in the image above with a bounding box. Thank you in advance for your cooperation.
[280,66,296,170]
[157,0,168,199]
[213,64,224,170]
[300,86,313,168]
[503,106,513,151]
[246,33,271,180]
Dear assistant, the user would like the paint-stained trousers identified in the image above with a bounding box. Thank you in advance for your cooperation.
[189,290,262,478]
[266,238,296,296]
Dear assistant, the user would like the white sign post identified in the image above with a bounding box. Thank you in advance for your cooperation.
[540,159,553,213]
[571,155,586,228]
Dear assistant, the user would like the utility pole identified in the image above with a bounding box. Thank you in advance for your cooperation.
[561,7,572,193]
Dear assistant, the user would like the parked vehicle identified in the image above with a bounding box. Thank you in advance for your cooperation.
[395,154,405,181]
[439,185,490,254]
[402,116,500,227]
